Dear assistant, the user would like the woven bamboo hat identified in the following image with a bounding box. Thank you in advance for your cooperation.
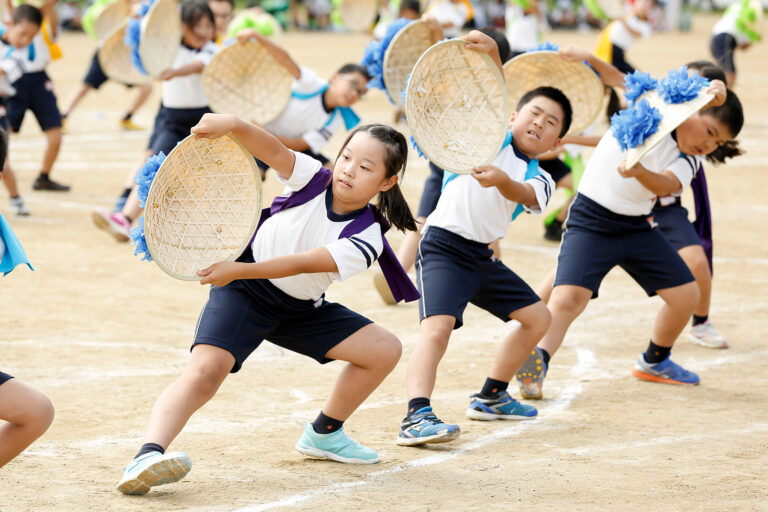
[139,0,182,77]
[92,0,131,42]
[143,134,263,280]
[340,0,378,32]
[405,39,509,174]
[584,0,626,20]
[202,40,293,124]
[382,20,438,109]
[503,50,604,135]
[624,90,713,168]
[98,21,152,85]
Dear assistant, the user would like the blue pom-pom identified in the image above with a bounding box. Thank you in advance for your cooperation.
[529,41,559,52]
[410,135,426,159]
[658,66,709,104]
[623,70,658,105]
[123,0,157,75]
[610,99,662,151]
[135,152,166,208]
[131,216,153,262]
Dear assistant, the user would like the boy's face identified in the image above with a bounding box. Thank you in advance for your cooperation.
[208,0,233,38]
[676,113,732,157]
[5,20,40,49]
[328,71,368,107]
[509,96,564,157]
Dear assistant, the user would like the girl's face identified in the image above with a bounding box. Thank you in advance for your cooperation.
[676,113,733,157]
[333,132,397,207]
[327,71,368,107]
[182,15,215,48]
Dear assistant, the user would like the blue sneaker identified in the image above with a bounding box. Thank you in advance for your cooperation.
[396,406,460,446]
[116,451,192,495]
[465,390,538,420]
[295,423,379,464]
[631,355,700,385]
[516,347,547,399]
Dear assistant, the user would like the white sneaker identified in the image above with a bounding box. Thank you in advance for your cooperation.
[689,320,729,349]
[116,451,192,495]
[9,196,30,216]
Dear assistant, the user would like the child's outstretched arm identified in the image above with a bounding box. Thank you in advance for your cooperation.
[191,113,296,180]
[236,30,301,79]
[197,247,338,287]
[472,165,538,206]
[616,160,683,196]
[559,45,625,88]
[460,30,503,73]
[158,61,205,81]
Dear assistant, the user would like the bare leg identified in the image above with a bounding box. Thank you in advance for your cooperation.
[321,324,402,420]
[487,302,551,382]
[538,284,592,357]
[121,186,143,223]
[535,264,557,304]
[60,82,93,118]
[678,245,712,317]
[406,315,455,400]
[0,379,55,468]
[141,344,234,449]
[652,282,699,347]
[40,128,62,176]
[1,161,20,197]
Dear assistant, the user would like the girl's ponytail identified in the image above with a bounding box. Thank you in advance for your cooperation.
[376,184,417,232]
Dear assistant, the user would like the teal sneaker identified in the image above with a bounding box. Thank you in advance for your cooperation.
[465,390,538,420]
[116,451,192,495]
[295,424,379,464]
[516,347,547,399]
[631,355,700,385]
[396,406,460,446]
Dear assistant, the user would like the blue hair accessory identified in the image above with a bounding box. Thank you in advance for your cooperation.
[530,41,559,52]
[124,0,156,75]
[135,151,166,208]
[610,98,662,151]
[360,18,412,104]
[130,216,152,262]
[623,70,658,105]
[658,66,709,104]
[410,135,426,159]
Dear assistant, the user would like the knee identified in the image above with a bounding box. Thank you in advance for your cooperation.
[683,283,701,311]
[25,393,55,436]
[549,290,587,317]
[374,332,402,372]
[528,306,552,339]
[184,361,228,398]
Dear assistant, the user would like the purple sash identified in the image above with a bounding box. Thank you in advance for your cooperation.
[690,168,713,273]
[253,168,420,303]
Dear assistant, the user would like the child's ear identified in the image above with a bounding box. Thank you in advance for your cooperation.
[508,111,516,128]
[379,174,398,193]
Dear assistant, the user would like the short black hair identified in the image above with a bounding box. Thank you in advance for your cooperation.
[0,129,8,170]
[701,89,743,139]
[686,60,726,83]
[399,0,421,15]
[181,0,215,29]
[337,63,371,82]
[477,26,511,63]
[11,4,43,26]
[517,86,573,137]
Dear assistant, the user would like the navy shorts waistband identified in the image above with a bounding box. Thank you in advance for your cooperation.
[425,225,491,249]
[234,251,319,311]
[567,194,654,235]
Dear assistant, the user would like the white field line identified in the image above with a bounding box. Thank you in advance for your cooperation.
[9,131,149,148]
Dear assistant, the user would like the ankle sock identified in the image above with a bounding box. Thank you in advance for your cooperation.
[123,113,133,121]
[540,348,551,367]
[407,397,430,417]
[134,442,165,459]
[692,314,708,327]
[480,377,508,397]
[643,340,671,364]
[311,411,344,434]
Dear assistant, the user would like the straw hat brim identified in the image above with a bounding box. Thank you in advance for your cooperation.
[625,90,714,168]
[503,51,604,135]
[405,39,510,174]
[144,134,263,281]
[382,20,437,108]
[98,21,152,86]
[202,41,293,124]
[340,0,378,32]
[139,0,182,77]
[93,0,131,43]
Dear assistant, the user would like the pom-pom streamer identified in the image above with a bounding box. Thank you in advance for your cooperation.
[135,152,166,208]
[611,98,662,151]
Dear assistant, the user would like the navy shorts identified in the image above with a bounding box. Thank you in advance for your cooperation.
[193,262,373,372]
[0,371,13,385]
[416,162,444,218]
[255,148,329,172]
[416,226,541,329]
[556,194,694,298]
[84,50,109,89]
[653,199,701,251]
[539,157,571,184]
[710,32,737,75]
[6,71,62,132]
[147,105,211,155]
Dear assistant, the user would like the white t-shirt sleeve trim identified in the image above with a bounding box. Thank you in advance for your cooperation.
[195,42,219,65]
[293,66,327,94]
[275,151,324,190]
[524,171,555,215]
[666,154,700,196]
[325,223,383,281]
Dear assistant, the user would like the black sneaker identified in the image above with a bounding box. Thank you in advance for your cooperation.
[33,175,70,192]
[543,220,563,242]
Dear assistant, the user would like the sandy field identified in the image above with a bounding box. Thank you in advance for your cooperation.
[1,13,767,511]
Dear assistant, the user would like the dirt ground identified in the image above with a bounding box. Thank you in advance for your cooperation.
[1,13,767,511]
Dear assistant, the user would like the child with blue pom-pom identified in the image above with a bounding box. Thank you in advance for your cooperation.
[516,71,743,400]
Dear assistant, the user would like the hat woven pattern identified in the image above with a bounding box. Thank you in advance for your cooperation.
[139,0,182,77]
[144,135,262,280]
[383,20,436,109]
[99,22,152,85]
[503,51,604,135]
[406,40,509,174]
[202,41,293,124]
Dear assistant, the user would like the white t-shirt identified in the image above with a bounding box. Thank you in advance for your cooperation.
[426,0,470,38]
[263,66,345,155]
[0,31,51,81]
[577,131,697,216]
[505,5,539,52]
[251,152,383,301]
[712,10,752,46]
[161,41,218,109]
[657,154,703,206]
[424,140,555,244]
[609,16,652,50]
